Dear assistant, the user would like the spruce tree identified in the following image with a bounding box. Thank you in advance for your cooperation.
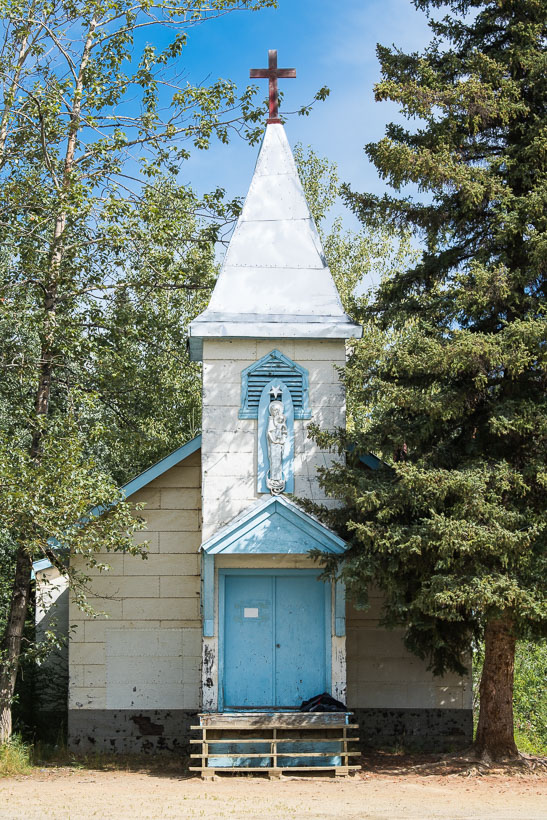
[313,0,546,760]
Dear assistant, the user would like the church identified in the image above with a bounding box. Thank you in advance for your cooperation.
[34,52,472,763]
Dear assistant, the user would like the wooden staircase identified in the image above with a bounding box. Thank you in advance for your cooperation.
[190,712,360,779]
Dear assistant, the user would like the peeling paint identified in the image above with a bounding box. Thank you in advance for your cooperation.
[332,636,347,704]
[201,639,217,711]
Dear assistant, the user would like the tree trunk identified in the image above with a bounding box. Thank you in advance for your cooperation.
[0,547,32,743]
[474,615,519,761]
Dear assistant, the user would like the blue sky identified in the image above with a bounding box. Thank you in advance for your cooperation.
[171,0,432,205]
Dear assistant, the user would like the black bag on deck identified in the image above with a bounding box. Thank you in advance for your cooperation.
[300,692,347,712]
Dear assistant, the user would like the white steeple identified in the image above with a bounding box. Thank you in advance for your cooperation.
[188,122,362,360]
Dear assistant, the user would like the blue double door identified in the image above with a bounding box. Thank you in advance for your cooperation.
[222,572,329,709]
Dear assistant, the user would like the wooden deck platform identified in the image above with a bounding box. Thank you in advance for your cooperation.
[189,712,361,779]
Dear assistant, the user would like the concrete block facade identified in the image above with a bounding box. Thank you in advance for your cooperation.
[60,341,472,753]
[62,339,472,752]
[347,598,471,711]
[42,115,475,754]
[67,451,202,751]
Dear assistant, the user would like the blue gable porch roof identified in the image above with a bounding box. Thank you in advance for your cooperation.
[201,494,347,556]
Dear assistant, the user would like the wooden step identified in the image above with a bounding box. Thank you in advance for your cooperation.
[191,711,361,779]
[190,736,359,744]
[191,751,360,759]
[194,712,355,728]
[189,765,360,779]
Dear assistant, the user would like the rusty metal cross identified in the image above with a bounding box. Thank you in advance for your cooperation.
[250,49,296,124]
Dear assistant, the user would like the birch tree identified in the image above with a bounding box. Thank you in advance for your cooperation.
[0,0,278,742]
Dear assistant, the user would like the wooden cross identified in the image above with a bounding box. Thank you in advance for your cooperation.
[250,49,296,124]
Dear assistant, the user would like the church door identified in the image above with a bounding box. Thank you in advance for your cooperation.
[221,570,329,710]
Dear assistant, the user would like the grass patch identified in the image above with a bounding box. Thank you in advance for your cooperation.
[3,738,188,777]
[0,736,33,777]
[514,729,547,758]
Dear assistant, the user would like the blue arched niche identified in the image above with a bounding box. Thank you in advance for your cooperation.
[257,379,294,494]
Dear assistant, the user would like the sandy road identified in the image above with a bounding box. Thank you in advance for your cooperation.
[0,768,545,820]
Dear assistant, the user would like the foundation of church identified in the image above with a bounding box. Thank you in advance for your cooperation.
[66,706,472,755]
[354,707,473,751]
[67,709,197,754]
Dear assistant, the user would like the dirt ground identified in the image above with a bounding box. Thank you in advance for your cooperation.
[0,754,546,820]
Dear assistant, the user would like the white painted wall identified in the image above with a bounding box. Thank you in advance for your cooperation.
[201,338,346,541]
[200,338,347,710]
[68,449,202,712]
[63,334,471,718]
[346,596,472,709]
[35,565,69,711]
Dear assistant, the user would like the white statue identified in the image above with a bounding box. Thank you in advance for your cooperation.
[266,398,288,495]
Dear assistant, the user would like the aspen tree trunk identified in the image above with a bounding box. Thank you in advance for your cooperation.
[0,18,97,742]
[0,29,30,164]
[474,615,519,761]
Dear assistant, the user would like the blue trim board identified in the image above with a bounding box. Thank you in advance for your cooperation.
[32,435,202,574]
[201,495,347,556]
[32,558,55,574]
[202,552,215,637]
[359,452,383,471]
[120,435,201,500]
[346,443,383,471]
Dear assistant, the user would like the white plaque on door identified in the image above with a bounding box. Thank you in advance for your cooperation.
[244,607,259,618]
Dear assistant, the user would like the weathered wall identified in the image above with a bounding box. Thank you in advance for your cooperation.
[346,596,472,710]
[346,593,473,749]
[64,333,473,754]
[67,450,202,752]
[201,338,346,541]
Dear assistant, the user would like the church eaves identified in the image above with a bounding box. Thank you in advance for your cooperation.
[188,122,363,360]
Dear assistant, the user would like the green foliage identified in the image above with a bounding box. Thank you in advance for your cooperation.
[0,419,146,614]
[293,143,416,322]
[0,0,275,554]
[0,735,33,777]
[307,0,547,681]
[513,642,547,752]
[0,0,292,733]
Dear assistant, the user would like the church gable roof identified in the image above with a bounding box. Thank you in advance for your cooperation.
[32,435,202,573]
[120,434,201,499]
[189,123,362,360]
[201,495,346,555]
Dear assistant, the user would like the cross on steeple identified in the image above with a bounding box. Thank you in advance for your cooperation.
[250,49,296,124]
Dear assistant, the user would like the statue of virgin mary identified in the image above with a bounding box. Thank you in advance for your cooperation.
[266,399,288,495]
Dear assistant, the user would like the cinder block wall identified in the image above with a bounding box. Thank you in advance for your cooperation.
[201,338,346,540]
[346,595,473,749]
[67,450,202,753]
